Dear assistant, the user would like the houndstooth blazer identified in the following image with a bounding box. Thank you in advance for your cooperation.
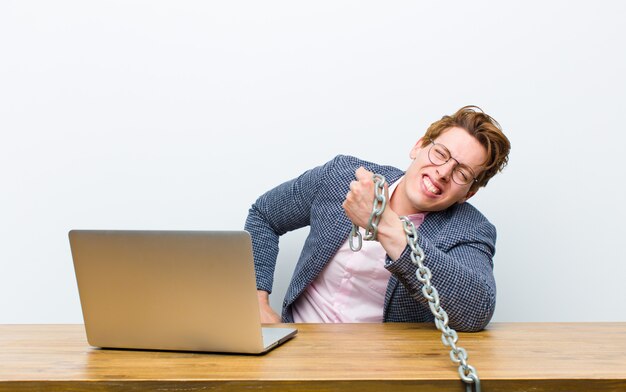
[244,155,497,332]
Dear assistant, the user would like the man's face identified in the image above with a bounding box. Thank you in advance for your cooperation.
[396,126,487,214]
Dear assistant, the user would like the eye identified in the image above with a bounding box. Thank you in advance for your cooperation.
[433,146,448,160]
[456,167,471,183]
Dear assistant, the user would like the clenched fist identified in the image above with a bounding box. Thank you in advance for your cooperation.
[342,167,388,229]
[342,167,406,260]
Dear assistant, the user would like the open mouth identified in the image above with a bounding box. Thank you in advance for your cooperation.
[423,175,441,195]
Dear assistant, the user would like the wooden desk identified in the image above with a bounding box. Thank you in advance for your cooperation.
[1,323,625,391]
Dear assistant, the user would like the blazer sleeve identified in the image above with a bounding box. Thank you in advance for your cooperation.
[244,157,339,294]
[385,215,497,332]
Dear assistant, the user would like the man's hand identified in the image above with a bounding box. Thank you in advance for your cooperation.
[257,290,282,324]
[342,167,387,229]
[342,167,407,261]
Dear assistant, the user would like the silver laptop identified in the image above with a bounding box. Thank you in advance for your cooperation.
[69,230,296,354]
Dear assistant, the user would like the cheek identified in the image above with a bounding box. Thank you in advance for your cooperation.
[407,156,429,173]
[450,188,470,203]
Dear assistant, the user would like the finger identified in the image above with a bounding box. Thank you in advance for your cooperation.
[355,166,373,181]
[344,188,357,204]
[343,191,351,204]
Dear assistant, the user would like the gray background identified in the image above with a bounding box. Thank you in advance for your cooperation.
[1,1,625,323]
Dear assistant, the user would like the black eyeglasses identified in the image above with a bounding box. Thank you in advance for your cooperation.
[427,138,479,186]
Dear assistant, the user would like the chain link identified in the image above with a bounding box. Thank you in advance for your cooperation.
[349,174,387,251]
[350,173,481,392]
[401,216,481,392]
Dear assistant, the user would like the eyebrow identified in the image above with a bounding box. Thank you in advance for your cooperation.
[431,140,479,169]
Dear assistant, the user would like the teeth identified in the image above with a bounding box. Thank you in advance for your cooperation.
[423,176,441,195]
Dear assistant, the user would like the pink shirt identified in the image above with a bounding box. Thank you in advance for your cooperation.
[292,178,427,323]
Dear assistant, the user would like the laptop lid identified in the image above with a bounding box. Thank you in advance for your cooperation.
[69,230,296,354]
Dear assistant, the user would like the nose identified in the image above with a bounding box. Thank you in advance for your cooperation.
[436,159,457,182]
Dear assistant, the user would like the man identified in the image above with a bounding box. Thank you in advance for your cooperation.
[245,106,510,332]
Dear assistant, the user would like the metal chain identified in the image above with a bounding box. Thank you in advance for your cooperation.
[400,216,481,392]
[349,173,481,392]
[349,174,387,251]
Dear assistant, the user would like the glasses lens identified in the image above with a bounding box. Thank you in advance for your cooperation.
[452,166,473,185]
[429,144,449,165]
[429,141,477,185]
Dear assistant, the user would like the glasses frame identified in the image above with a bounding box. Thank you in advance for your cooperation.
[426,138,479,186]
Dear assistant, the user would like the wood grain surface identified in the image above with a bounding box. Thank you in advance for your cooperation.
[1,323,625,391]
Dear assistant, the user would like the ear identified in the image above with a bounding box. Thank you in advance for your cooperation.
[409,137,425,159]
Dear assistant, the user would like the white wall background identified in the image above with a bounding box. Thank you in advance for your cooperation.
[1,1,625,323]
